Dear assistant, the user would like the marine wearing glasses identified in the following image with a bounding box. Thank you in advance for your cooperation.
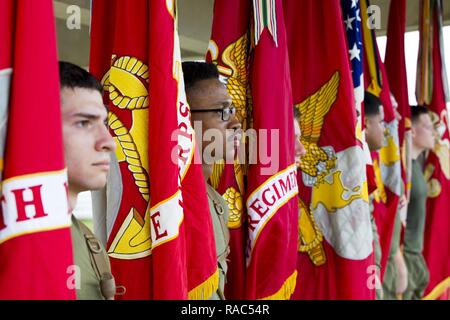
[191,105,237,122]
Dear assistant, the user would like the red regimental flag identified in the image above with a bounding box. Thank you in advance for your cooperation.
[245,0,298,300]
[421,0,450,300]
[285,0,374,300]
[0,0,74,299]
[90,0,217,299]
[206,0,251,300]
[207,0,299,300]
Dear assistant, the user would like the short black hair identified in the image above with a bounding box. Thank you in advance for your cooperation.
[364,91,382,117]
[59,61,103,94]
[411,105,429,124]
[293,106,300,119]
[182,61,219,90]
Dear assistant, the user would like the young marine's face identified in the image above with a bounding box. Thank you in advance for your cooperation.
[294,118,306,166]
[61,87,116,194]
[412,113,436,151]
[365,106,385,151]
[188,78,242,163]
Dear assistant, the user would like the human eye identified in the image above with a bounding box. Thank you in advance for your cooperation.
[75,119,92,128]
[223,107,232,115]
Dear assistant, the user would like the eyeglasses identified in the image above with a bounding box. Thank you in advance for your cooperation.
[191,106,236,121]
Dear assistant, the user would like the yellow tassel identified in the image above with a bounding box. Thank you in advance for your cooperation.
[260,270,298,300]
[188,268,219,300]
[210,160,225,190]
[422,277,450,300]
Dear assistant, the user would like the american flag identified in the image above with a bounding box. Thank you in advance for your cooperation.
[342,0,364,122]
[341,0,372,162]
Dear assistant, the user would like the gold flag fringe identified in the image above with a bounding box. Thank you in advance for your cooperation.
[422,277,450,300]
[188,268,219,300]
[260,270,297,300]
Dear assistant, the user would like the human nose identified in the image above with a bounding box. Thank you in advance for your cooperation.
[295,138,306,158]
[228,113,242,132]
[96,125,116,152]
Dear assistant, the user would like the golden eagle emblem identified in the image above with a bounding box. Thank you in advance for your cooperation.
[221,34,248,123]
[298,198,326,266]
[295,72,340,186]
[210,160,245,229]
[209,34,250,129]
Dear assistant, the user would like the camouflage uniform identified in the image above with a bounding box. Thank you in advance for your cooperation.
[403,160,429,300]
[71,215,109,300]
[206,184,230,300]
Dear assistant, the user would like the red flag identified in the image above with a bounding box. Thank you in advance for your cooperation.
[420,0,450,300]
[206,0,251,299]
[90,0,153,298]
[284,0,375,300]
[375,58,402,281]
[149,0,218,299]
[385,0,413,197]
[0,0,75,299]
[360,0,402,280]
[90,0,217,299]
[245,0,299,300]
[207,0,299,300]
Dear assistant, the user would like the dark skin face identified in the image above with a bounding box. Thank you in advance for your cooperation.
[187,78,242,179]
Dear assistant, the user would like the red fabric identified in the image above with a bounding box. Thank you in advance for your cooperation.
[361,0,401,281]
[90,0,216,299]
[245,0,298,300]
[384,0,411,150]
[0,0,13,70]
[294,240,375,300]
[206,0,250,300]
[4,1,64,176]
[371,174,400,280]
[285,0,374,300]
[207,0,298,299]
[376,55,401,280]
[217,164,247,300]
[422,7,450,298]
[0,0,74,299]
[367,164,378,196]
[90,0,153,299]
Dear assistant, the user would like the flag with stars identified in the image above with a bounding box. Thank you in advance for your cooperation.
[342,0,365,146]
[341,0,374,192]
